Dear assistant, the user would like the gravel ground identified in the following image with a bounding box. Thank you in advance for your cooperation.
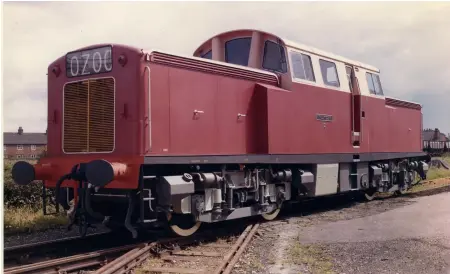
[233,179,450,274]
[320,237,450,274]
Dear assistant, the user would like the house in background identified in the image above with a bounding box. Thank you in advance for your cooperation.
[422,128,449,142]
[3,126,47,160]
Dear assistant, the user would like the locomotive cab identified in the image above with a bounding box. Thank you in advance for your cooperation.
[193,30,291,88]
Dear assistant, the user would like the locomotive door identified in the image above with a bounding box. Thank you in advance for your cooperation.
[346,65,362,147]
[168,70,217,154]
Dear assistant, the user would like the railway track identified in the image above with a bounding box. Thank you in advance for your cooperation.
[4,223,260,274]
[4,242,140,274]
[4,228,168,272]
[4,231,112,267]
[95,223,260,274]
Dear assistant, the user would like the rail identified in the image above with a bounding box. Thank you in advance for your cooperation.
[4,243,139,274]
[4,231,111,266]
[96,224,260,274]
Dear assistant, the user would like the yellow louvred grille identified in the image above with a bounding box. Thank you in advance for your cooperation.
[63,78,115,153]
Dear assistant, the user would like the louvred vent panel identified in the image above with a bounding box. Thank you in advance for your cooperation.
[63,78,115,153]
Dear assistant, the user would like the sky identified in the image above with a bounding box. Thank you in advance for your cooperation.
[2,1,450,135]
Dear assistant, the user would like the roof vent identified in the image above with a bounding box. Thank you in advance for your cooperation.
[18,126,23,135]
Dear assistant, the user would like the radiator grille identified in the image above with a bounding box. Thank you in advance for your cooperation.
[63,78,115,153]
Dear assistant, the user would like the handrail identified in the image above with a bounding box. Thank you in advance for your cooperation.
[144,66,152,153]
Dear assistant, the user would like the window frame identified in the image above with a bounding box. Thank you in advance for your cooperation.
[262,40,287,74]
[345,65,353,92]
[31,144,36,151]
[17,145,23,150]
[201,50,212,60]
[288,50,316,83]
[224,37,253,67]
[319,59,340,88]
[366,72,384,96]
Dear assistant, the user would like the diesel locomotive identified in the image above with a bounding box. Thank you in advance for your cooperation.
[12,29,430,238]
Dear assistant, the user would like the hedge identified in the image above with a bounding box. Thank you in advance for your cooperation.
[4,160,46,209]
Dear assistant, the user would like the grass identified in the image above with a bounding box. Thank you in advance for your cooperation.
[4,206,68,235]
[286,238,334,274]
[406,155,450,193]
[423,168,450,181]
[408,176,450,194]
[426,154,450,180]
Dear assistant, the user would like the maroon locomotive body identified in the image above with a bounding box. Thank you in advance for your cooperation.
[12,29,429,237]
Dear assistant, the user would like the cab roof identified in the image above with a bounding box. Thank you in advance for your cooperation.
[193,29,380,73]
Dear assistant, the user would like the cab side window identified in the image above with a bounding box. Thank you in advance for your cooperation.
[319,59,340,87]
[262,40,287,73]
[225,37,252,66]
[289,51,315,82]
[201,50,212,60]
[366,72,384,95]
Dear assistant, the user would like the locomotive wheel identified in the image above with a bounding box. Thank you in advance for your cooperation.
[410,171,420,186]
[363,189,377,201]
[394,186,408,196]
[261,208,281,221]
[166,213,201,237]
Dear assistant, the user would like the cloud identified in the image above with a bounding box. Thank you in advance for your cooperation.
[3,2,450,133]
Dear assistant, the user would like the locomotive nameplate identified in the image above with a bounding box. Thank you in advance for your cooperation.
[316,114,333,122]
[66,46,113,78]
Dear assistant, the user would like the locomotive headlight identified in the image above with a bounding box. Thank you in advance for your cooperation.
[52,65,61,77]
[118,54,127,67]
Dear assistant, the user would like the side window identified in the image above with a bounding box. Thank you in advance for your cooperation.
[225,37,252,66]
[366,73,376,94]
[201,50,212,60]
[319,59,340,87]
[366,72,384,95]
[262,40,287,73]
[289,51,315,82]
[372,74,384,95]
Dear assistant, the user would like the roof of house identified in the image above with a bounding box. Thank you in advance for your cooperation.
[422,129,449,142]
[3,127,47,145]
